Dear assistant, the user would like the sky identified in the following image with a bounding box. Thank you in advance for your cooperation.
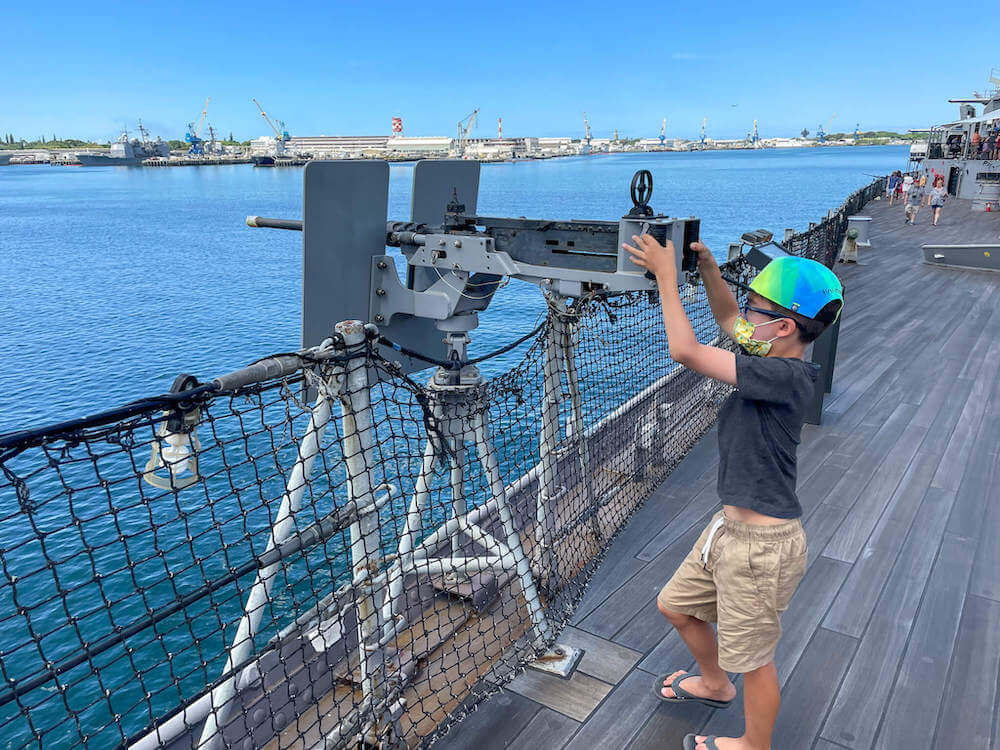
[3,0,999,143]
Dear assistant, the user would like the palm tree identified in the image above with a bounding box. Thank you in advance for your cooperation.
[800,128,810,139]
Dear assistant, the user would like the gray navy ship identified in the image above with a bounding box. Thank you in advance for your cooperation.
[76,122,170,166]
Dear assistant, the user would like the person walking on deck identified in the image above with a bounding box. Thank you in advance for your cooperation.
[905,178,925,224]
[887,171,901,205]
[930,176,947,226]
[900,172,913,205]
[623,234,843,750]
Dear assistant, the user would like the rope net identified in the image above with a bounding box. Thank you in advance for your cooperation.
[0,179,883,750]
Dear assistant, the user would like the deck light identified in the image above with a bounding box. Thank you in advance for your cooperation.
[143,375,203,490]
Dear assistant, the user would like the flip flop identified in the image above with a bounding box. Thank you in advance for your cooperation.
[683,735,720,750]
[655,673,734,709]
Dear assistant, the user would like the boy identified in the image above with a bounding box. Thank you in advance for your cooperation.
[905,179,924,224]
[622,234,844,750]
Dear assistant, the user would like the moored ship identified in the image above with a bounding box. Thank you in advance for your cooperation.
[76,122,170,166]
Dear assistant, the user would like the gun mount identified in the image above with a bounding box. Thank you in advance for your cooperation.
[248,160,701,372]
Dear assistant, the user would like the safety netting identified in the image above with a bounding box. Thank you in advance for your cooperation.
[0,177,883,750]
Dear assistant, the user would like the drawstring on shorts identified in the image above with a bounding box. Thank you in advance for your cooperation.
[701,516,725,569]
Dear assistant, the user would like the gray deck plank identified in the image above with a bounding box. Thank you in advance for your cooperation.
[508,707,579,750]
[557,626,642,685]
[774,556,851,683]
[873,532,976,750]
[771,628,858,750]
[813,401,917,512]
[503,668,612,723]
[577,514,711,640]
[821,488,958,748]
[627,696,713,750]
[635,483,719,561]
[821,422,927,562]
[820,453,940,636]
[432,690,541,750]
[969,449,1000,602]
[947,409,1000,541]
[930,354,999,491]
[933,594,1000,749]
[560,668,663,750]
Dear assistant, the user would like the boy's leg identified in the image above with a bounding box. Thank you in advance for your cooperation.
[658,606,735,700]
[702,519,806,750]
[691,661,779,750]
[655,512,736,701]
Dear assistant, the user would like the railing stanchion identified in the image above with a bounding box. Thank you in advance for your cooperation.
[195,351,343,750]
[337,320,386,738]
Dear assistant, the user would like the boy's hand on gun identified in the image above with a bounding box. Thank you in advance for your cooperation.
[690,240,715,266]
[622,234,678,282]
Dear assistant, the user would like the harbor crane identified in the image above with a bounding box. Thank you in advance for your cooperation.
[747,119,760,147]
[700,118,707,147]
[454,108,479,156]
[583,112,592,146]
[817,113,836,143]
[253,98,291,154]
[659,118,667,146]
[184,97,210,155]
[206,125,220,155]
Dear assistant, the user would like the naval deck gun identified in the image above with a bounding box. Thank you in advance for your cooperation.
[248,160,701,372]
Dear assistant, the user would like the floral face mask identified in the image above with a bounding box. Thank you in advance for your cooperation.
[731,316,785,356]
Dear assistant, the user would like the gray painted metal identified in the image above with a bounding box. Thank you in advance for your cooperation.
[847,215,872,245]
[922,243,1000,271]
[302,160,389,350]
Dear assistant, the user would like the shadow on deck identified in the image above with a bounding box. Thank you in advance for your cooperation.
[433,196,1000,749]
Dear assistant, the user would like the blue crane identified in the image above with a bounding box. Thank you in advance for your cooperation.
[185,97,210,155]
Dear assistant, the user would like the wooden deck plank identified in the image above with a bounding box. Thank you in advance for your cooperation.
[557,626,642,685]
[774,556,851,683]
[507,706,579,749]
[820,488,958,748]
[770,628,858,750]
[560,669,663,750]
[816,402,917,510]
[947,404,1000,542]
[821,422,927,562]
[626,697,713,750]
[930,355,1000,491]
[968,448,1000,602]
[872,532,975,750]
[635,483,719,561]
[576,514,711,640]
[933,594,1000,749]
[430,690,541,750]
[820,453,939,637]
[503,668,612,723]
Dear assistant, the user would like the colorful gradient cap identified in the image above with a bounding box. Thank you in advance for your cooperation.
[748,256,844,320]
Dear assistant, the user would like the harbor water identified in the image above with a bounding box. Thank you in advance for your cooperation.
[0,146,907,434]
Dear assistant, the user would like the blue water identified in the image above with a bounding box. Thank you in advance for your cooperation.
[0,146,908,435]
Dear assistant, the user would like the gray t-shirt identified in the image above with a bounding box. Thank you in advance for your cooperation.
[906,185,924,206]
[716,354,820,519]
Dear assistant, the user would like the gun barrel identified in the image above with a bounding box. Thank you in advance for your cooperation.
[246,216,303,231]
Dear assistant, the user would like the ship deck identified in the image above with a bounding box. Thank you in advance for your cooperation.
[433,196,1000,750]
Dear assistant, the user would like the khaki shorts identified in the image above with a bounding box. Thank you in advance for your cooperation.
[656,511,807,673]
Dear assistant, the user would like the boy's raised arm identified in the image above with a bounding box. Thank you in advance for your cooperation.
[623,234,737,386]
[691,241,740,335]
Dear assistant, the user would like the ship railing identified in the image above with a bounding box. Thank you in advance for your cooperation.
[0,176,885,750]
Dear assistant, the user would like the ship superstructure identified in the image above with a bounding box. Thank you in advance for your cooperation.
[912,69,1000,208]
[76,122,170,166]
